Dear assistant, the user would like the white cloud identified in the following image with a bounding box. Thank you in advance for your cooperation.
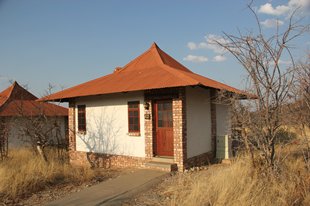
[187,42,209,50]
[278,59,292,65]
[198,42,208,49]
[186,34,230,55]
[258,0,310,16]
[187,42,197,50]
[213,55,227,62]
[204,34,229,54]
[183,55,208,63]
[289,0,310,11]
[260,18,284,28]
[258,3,290,16]
[269,59,292,67]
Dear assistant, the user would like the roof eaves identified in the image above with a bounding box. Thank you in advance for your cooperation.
[0,83,15,108]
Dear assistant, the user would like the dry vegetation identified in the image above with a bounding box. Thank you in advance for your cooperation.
[125,144,310,206]
[0,148,115,204]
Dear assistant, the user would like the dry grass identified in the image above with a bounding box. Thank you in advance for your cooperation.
[0,149,98,199]
[126,145,310,206]
[165,157,309,206]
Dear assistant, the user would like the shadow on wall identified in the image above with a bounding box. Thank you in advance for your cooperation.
[11,117,67,148]
[78,108,122,168]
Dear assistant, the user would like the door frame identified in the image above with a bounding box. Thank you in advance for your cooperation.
[152,99,174,157]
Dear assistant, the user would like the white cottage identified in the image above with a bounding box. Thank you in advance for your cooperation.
[0,82,68,150]
[42,43,245,171]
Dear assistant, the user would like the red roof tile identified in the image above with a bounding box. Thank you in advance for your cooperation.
[0,86,11,108]
[0,81,37,107]
[0,100,67,117]
[41,43,247,101]
[0,82,67,117]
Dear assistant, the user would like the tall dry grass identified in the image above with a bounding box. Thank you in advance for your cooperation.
[0,149,96,199]
[158,146,310,206]
[165,159,309,206]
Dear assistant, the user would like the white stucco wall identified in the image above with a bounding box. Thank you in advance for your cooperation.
[186,87,212,158]
[5,116,67,148]
[216,104,231,136]
[75,91,146,158]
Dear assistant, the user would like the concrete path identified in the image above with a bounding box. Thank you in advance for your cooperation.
[46,169,168,206]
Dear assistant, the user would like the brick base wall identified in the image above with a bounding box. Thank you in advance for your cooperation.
[69,151,146,169]
[173,87,187,171]
[144,87,187,171]
[185,151,214,169]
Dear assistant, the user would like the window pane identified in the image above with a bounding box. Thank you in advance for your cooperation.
[129,117,134,124]
[134,117,138,125]
[77,105,86,132]
[158,120,163,127]
[158,111,163,120]
[158,103,163,110]
[163,102,171,110]
[128,101,140,133]
[129,111,134,117]
[133,111,138,117]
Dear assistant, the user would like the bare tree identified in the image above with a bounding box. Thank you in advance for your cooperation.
[295,54,310,124]
[0,119,8,160]
[213,4,309,171]
[290,54,310,170]
[12,84,67,162]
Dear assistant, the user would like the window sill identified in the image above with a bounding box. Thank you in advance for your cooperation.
[77,131,86,135]
[128,132,141,136]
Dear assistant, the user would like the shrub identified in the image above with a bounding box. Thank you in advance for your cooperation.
[0,149,96,199]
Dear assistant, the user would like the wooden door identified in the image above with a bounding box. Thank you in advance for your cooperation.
[154,100,173,156]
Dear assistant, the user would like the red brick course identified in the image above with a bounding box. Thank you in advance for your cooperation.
[68,101,76,152]
[69,150,145,168]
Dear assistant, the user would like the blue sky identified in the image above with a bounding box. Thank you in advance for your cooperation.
[0,0,309,97]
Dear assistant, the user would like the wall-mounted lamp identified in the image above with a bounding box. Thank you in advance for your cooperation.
[144,102,150,110]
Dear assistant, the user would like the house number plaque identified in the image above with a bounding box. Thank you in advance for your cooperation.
[144,114,151,120]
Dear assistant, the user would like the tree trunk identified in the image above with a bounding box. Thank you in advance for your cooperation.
[37,144,48,162]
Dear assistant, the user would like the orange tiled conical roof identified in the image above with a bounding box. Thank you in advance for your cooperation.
[41,43,245,101]
[0,82,67,116]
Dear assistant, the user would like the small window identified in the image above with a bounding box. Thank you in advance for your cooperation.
[128,101,140,133]
[77,105,86,132]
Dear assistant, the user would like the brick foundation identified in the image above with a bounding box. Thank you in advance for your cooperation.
[185,152,213,169]
[70,150,146,169]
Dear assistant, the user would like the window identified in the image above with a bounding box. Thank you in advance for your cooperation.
[157,101,173,128]
[128,101,140,133]
[77,105,86,132]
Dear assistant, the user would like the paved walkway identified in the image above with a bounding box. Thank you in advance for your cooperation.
[46,169,168,206]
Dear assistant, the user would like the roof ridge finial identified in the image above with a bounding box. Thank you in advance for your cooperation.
[151,42,158,48]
